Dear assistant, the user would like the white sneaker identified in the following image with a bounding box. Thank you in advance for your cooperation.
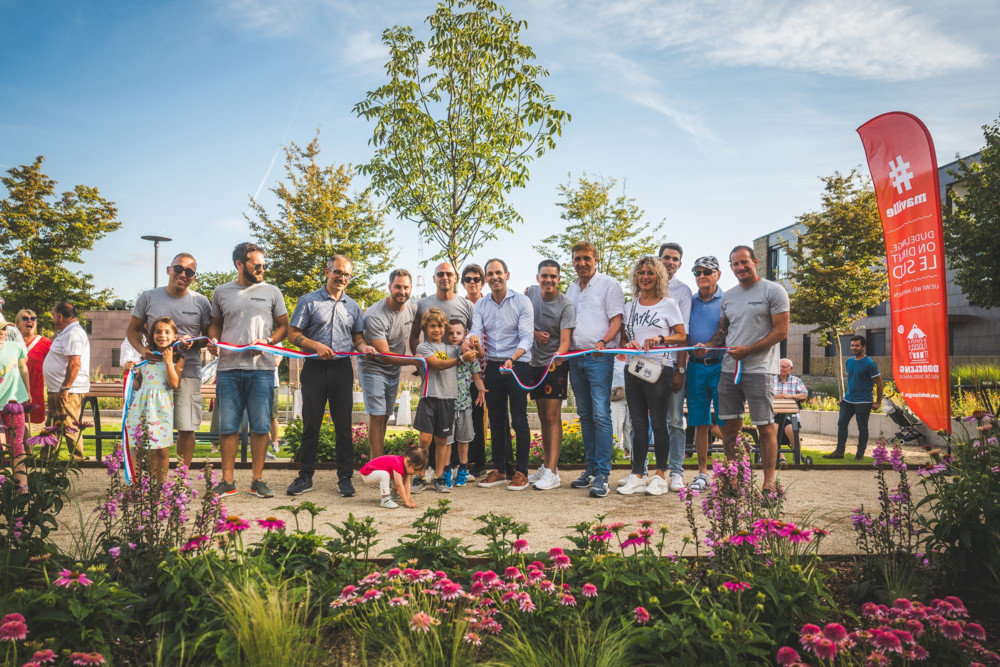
[669,473,684,492]
[380,496,399,509]
[528,465,548,484]
[616,474,648,495]
[645,476,667,496]
[533,469,562,490]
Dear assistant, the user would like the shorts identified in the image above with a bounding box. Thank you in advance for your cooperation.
[270,387,279,420]
[358,367,400,416]
[413,396,456,439]
[685,361,721,426]
[449,407,474,444]
[216,369,274,435]
[173,377,204,431]
[528,362,569,401]
[718,372,774,426]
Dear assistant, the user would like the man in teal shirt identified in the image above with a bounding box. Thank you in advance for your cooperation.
[825,335,884,460]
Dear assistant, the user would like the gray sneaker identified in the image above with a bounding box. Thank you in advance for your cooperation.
[265,450,277,461]
[411,477,427,494]
[212,480,238,497]
[249,479,274,498]
[433,476,451,493]
[589,474,610,498]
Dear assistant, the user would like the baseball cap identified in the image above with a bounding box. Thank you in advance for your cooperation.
[691,256,720,273]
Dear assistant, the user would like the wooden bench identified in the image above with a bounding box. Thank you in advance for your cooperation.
[78,382,254,462]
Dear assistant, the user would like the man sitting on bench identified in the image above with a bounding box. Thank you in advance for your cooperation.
[773,358,807,448]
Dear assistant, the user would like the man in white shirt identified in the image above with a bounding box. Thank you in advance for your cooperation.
[659,243,693,490]
[565,241,624,498]
[42,302,91,461]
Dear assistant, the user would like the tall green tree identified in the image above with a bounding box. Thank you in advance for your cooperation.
[246,132,395,312]
[354,0,570,273]
[943,116,1000,309]
[783,169,888,396]
[534,174,664,288]
[0,157,121,330]
[189,270,237,300]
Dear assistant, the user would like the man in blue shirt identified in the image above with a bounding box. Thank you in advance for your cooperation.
[685,256,723,492]
[471,258,534,491]
[285,255,375,497]
[825,335,884,460]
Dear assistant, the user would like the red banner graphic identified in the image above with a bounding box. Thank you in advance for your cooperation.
[857,112,951,433]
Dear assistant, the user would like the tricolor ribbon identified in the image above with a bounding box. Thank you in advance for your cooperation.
[499,346,739,392]
[120,338,431,485]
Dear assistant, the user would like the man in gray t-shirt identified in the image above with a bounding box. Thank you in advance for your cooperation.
[208,242,289,499]
[408,262,473,353]
[357,269,420,458]
[698,245,789,495]
[126,252,212,466]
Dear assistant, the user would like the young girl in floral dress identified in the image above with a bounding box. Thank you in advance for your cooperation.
[125,317,183,480]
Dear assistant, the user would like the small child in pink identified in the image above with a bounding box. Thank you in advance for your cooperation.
[359,446,428,509]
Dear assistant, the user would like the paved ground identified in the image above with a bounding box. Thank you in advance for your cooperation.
[52,432,931,558]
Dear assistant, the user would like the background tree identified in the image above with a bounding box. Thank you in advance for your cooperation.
[189,270,237,300]
[0,156,121,330]
[354,0,570,275]
[782,169,888,397]
[533,174,664,289]
[246,131,395,312]
[943,116,1000,309]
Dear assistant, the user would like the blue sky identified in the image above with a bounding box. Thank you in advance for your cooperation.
[2,0,998,300]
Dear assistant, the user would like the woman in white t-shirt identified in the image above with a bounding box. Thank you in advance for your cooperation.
[616,256,686,497]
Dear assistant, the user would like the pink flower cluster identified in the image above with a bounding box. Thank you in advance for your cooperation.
[0,615,105,664]
[777,596,998,665]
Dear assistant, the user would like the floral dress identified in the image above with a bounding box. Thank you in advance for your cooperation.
[125,361,174,450]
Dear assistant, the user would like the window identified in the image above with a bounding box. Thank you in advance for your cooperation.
[867,330,886,356]
[866,301,887,317]
[802,334,811,375]
[767,245,789,281]
[111,348,121,367]
[825,334,851,357]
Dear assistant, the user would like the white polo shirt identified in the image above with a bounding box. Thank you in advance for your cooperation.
[43,321,91,393]
[566,271,625,349]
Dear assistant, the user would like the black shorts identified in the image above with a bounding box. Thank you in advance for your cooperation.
[413,397,456,439]
[529,362,569,401]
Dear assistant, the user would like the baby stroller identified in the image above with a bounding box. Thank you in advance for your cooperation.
[883,396,927,447]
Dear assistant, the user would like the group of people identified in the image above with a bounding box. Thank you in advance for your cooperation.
[3,236,885,510]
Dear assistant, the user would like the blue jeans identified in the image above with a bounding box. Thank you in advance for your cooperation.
[837,400,873,455]
[216,370,275,435]
[570,354,614,477]
[666,371,686,475]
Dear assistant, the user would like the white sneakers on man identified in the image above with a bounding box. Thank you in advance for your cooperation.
[533,469,561,490]
[616,474,648,495]
[644,475,668,496]
[669,473,684,492]
[528,465,549,484]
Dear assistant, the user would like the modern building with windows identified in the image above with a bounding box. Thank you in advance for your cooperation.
[754,153,999,381]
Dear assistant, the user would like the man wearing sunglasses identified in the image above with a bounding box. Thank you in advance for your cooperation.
[685,256,723,493]
[127,252,212,467]
[208,242,289,499]
[408,262,473,354]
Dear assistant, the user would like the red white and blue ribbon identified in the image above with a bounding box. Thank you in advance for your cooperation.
[120,338,431,485]
[499,346,738,392]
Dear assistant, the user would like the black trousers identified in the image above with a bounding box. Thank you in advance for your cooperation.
[298,357,354,479]
[484,360,531,476]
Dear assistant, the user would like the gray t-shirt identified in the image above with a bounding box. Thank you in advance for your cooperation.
[132,287,212,378]
[415,294,473,330]
[357,298,417,378]
[526,285,575,367]
[719,279,790,375]
[416,341,460,399]
[210,281,288,372]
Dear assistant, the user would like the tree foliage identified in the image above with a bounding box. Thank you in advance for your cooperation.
[189,270,237,300]
[783,169,888,395]
[533,174,664,288]
[354,0,570,272]
[943,116,1000,309]
[0,156,121,330]
[246,132,395,311]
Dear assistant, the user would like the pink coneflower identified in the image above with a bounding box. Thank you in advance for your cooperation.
[0,616,28,641]
[633,606,650,624]
[256,517,285,532]
[54,569,94,588]
[362,588,382,601]
[783,526,812,544]
[607,522,625,530]
[504,566,522,581]
[723,581,751,592]
[512,538,529,553]
[389,596,408,606]
[180,535,210,553]
[729,530,758,546]
[553,554,571,570]
[464,632,482,646]
[538,580,555,593]
[69,653,106,665]
[905,619,925,636]
[638,519,654,527]
[410,611,439,633]
[470,582,486,595]
[891,629,914,646]
[941,620,964,640]
[441,582,463,600]
[528,560,545,571]
[548,546,564,558]
[918,462,946,477]
[581,583,598,598]
[964,622,987,641]
[517,593,536,613]
[822,622,848,644]
[560,594,577,606]
[589,531,612,543]
[800,624,822,649]
[528,569,545,582]
[222,516,250,533]
[813,638,838,660]
[865,650,889,666]
[943,596,968,616]
[776,646,801,665]
[339,585,358,599]
[32,649,58,664]
[871,630,903,653]
[386,567,402,579]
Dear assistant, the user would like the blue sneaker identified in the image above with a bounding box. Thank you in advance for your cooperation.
[570,470,596,489]
[589,474,610,498]
[443,468,453,488]
[454,467,468,487]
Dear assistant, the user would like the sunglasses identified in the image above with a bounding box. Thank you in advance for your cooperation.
[693,269,716,277]
[170,265,197,278]
[436,271,456,278]
[462,276,482,284]
[243,262,268,271]
[21,316,38,322]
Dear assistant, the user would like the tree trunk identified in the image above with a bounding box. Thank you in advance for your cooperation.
[836,334,846,399]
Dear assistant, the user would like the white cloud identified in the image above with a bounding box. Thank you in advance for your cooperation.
[587,0,986,81]
[341,30,388,67]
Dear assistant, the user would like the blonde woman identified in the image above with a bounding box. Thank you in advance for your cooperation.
[617,256,686,497]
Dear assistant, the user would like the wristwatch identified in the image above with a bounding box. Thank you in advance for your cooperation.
[676,366,685,375]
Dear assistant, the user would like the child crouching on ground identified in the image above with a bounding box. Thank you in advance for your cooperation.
[359,446,427,509]
[445,319,486,487]
[413,308,482,494]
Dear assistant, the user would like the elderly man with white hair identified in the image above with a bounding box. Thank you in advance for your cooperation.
[773,357,807,450]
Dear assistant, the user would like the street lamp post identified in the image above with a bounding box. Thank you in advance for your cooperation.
[141,235,173,288]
